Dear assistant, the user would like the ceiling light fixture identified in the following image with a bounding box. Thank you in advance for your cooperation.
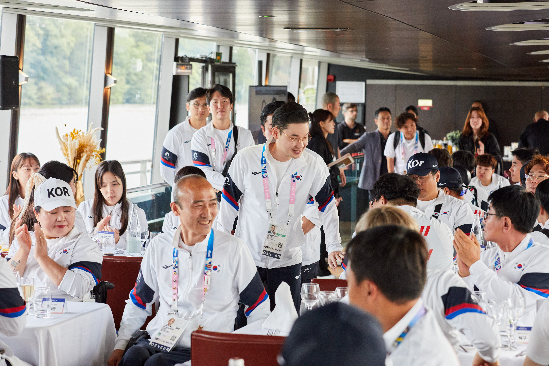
[449,1,548,11]
[511,39,549,46]
[487,21,549,31]
[259,15,275,18]
[528,49,549,54]
[284,27,352,32]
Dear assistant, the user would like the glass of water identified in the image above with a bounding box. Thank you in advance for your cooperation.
[100,231,116,256]
[301,283,320,311]
[34,287,52,318]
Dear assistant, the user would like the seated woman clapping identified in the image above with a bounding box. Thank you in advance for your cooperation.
[78,160,147,249]
[7,177,102,301]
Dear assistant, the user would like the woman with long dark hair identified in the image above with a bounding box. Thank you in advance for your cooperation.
[1,153,40,242]
[307,109,341,201]
[78,160,147,249]
[458,107,501,168]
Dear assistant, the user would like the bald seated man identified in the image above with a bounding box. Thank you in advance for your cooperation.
[109,175,270,366]
[519,110,549,156]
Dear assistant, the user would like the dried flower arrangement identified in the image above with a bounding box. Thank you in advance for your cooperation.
[56,126,105,205]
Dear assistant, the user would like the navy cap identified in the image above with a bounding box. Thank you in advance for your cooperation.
[406,153,438,176]
[279,302,386,366]
[438,167,465,190]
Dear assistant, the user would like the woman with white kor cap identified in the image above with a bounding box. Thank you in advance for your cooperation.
[7,177,102,301]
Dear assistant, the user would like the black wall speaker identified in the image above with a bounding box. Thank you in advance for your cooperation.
[0,55,20,110]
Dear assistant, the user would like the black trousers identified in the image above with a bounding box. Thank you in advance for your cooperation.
[120,338,191,366]
[257,263,301,313]
[301,261,319,284]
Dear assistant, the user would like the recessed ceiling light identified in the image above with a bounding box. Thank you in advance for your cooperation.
[540,59,549,62]
[528,49,549,54]
[449,1,548,11]
[284,27,352,32]
[511,39,549,46]
[259,15,275,18]
[487,21,549,31]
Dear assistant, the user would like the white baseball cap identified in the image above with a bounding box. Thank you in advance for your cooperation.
[34,178,76,211]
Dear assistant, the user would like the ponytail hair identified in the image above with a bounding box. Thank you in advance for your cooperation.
[309,109,335,156]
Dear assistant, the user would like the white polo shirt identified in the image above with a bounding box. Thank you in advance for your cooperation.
[470,174,510,196]
[416,189,475,233]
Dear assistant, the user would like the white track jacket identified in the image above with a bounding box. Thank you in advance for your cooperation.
[218,145,342,269]
[114,227,270,350]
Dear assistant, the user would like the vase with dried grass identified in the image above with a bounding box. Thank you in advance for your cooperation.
[56,126,105,206]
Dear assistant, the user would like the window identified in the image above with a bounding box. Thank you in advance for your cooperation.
[107,28,161,189]
[18,17,93,163]
[178,38,216,90]
[233,46,256,128]
[268,54,291,87]
[299,59,319,113]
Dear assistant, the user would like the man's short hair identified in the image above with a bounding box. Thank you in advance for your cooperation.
[525,155,549,175]
[371,173,420,206]
[287,92,296,103]
[452,150,476,173]
[476,154,497,169]
[186,87,207,103]
[374,107,391,119]
[279,302,386,366]
[488,185,540,234]
[535,179,549,214]
[174,166,206,184]
[512,148,539,165]
[347,225,428,304]
[206,84,233,104]
[260,101,285,127]
[395,112,417,129]
[173,174,208,207]
[405,105,418,116]
[271,102,309,131]
[342,103,357,113]
[356,206,419,233]
[429,148,453,168]
[321,92,339,108]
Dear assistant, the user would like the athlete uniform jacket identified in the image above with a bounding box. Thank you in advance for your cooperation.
[301,199,322,267]
[191,123,254,191]
[78,199,148,250]
[531,219,549,247]
[417,189,475,233]
[422,269,501,363]
[470,174,510,197]
[162,211,179,236]
[160,117,200,186]
[218,145,342,269]
[0,256,27,365]
[464,185,489,212]
[114,227,270,350]
[462,235,549,326]
[7,226,102,301]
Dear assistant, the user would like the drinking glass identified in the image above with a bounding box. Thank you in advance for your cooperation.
[506,297,525,350]
[20,277,34,315]
[100,231,116,256]
[34,287,52,318]
[487,300,508,349]
[301,283,320,311]
[318,291,337,305]
[471,291,487,312]
[335,287,348,299]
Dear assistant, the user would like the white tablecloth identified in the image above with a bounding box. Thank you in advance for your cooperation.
[458,333,528,366]
[0,302,116,366]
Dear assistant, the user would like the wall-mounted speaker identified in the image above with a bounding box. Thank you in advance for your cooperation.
[0,55,19,110]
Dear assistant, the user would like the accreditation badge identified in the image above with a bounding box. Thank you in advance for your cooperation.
[262,223,288,260]
[149,317,190,352]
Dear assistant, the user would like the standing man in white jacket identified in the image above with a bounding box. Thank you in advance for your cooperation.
[108,175,269,366]
[160,87,209,186]
[191,85,254,191]
[218,102,344,311]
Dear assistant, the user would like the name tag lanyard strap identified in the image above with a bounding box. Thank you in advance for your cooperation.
[389,305,426,354]
[400,131,419,172]
[210,129,233,169]
[494,237,533,272]
[169,229,215,315]
[261,143,296,224]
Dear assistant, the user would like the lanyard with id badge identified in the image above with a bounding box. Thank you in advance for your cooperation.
[149,228,215,352]
[261,143,297,260]
[209,129,233,169]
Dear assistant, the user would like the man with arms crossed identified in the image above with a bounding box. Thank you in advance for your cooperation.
[108,175,269,366]
[218,102,344,312]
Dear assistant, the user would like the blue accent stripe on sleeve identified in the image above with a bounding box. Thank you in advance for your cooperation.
[518,273,549,298]
[69,261,102,285]
[129,269,155,309]
[0,288,26,318]
[442,286,486,320]
[161,147,177,168]
[192,150,212,168]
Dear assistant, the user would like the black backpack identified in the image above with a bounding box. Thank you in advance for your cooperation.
[392,130,426,151]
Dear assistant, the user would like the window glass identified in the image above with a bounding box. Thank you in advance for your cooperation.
[268,54,291,87]
[233,46,256,128]
[178,38,216,90]
[18,17,93,163]
[299,59,319,113]
[107,28,161,188]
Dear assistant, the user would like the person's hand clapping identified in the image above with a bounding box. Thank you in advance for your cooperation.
[33,223,49,260]
[14,219,32,254]
[476,140,485,156]
[453,229,481,277]
[104,226,120,244]
[96,215,111,233]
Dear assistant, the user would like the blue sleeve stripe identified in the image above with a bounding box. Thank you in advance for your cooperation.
[445,306,485,319]
[161,159,175,168]
[222,191,239,211]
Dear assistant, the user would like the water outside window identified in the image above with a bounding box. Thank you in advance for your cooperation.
[18,17,93,163]
[107,28,161,188]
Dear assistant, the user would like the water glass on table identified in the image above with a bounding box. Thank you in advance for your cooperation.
[486,300,509,349]
[34,287,52,318]
[301,283,320,311]
[505,297,525,350]
[334,287,348,299]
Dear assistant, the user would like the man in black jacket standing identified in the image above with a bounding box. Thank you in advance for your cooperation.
[519,110,549,156]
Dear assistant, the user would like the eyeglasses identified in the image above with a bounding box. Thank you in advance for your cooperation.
[482,212,499,220]
[525,173,549,181]
[282,131,311,145]
[191,103,209,109]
